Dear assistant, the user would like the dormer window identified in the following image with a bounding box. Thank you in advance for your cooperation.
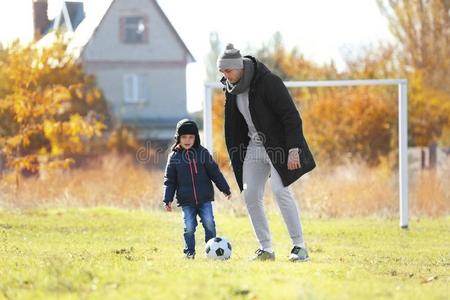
[120,16,148,44]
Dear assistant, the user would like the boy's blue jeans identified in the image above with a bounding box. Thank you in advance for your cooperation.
[181,201,216,254]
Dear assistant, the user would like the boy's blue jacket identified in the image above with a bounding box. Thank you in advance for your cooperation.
[163,145,231,206]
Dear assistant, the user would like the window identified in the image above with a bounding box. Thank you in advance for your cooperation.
[123,74,149,103]
[121,16,148,44]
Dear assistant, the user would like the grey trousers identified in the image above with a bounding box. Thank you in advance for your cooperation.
[242,145,305,250]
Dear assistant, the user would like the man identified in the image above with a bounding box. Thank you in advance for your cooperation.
[218,43,316,262]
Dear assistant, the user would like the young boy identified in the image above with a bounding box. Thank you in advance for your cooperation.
[163,119,231,259]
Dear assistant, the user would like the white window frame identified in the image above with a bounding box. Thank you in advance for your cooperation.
[123,74,149,104]
[122,16,147,44]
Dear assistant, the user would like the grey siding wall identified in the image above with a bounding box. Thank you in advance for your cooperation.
[86,64,188,119]
[81,0,191,139]
[83,0,187,62]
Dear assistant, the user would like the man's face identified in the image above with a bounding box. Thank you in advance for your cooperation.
[220,68,243,84]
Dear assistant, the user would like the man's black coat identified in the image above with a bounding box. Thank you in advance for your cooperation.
[223,56,316,191]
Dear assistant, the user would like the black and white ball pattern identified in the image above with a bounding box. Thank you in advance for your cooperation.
[205,237,232,260]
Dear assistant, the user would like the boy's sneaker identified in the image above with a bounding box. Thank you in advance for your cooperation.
[184,252,195,259]
[289,246,309,262]
[250,249,275,261]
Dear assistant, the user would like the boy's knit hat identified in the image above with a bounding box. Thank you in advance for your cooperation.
[217,43,243,70]
[174,119,200,148]
[177,119,198,136]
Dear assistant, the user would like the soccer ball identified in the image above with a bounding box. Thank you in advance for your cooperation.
[205,237,232,260]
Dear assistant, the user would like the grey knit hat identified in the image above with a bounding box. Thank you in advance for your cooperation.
[217,43,244,70]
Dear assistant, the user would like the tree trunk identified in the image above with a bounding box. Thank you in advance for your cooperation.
[421,148,426,169]
[429,142,437,169]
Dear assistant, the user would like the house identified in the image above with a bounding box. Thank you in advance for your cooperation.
[32,0,195,141]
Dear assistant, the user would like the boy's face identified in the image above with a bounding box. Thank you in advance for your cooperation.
[180,134,195,150]
[220,68,243,84]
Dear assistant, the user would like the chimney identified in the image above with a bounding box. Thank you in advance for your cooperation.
[32,0,50,39]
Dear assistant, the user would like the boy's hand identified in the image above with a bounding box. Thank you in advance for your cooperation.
[164,202,172,212]
[223,192,232,200]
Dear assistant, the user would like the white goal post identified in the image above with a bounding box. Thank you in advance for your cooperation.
[203,79,408,228]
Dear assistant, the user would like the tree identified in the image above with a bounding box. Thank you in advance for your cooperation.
[408,70,450,147]
[377,0,450,147]
[303,86,396,165]
[255,32,289,79]
[377,0,450,90]
[0,37,109,179]
[342,43,401,80]
[208,34,398,166]
[205,32,222,82]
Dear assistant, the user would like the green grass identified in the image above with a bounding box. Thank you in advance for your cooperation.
[0,208,448,300]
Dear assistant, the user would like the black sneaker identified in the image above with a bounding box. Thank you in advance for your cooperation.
[184,251,195,259]
[250,249,275,261]
[289,246,309,262]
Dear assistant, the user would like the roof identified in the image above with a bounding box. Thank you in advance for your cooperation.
[66,0,113,57]
[152,0,195,62]
[67,0,195,62]
[37,0,195,62]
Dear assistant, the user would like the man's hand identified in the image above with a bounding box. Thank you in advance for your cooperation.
[223,192,232,200]
[287,148,302,170]
[164,202,172,212]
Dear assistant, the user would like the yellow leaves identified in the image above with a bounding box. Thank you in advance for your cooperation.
[22,134,30,147]
[65,114,94,138]
[5,131,33,149]
[86,92,95,106]
[70,83,85,99]
[43,120,61,137]
[10,155,39,173]
[0,98,13,111]
[409,71,450,146]
[64,114,83,136]
[106,126,139,153]
[12,96,32,123]
[44,85,72,103]
[85,87,103,105]
[6,135,23,148]
[211,91,227,167]
[93,121,107,137]
[38,147,48,156]
[301,87,396,165]
[44,158,75,170]
[93,88,102,100]
[43,114,107,156]
[1,37,110,174]
[50,144,64,156]
[65,114,106,138]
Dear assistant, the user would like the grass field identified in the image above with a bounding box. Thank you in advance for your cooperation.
[0,207,448,299]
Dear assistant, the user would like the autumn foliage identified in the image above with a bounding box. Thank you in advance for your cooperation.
[0,37,109,175]
[212,46,401,166]
[211,1,449,167]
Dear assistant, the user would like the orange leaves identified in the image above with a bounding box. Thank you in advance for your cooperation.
[42,114,107,156]
[0,35,110,174]
[70,83,85,99]
[44,85,72,103]
[301,86,396,165]
[408,71,450,146]
[377,0,450,146]
[86,88,102,105]
[5,135,23,148]
[211,91,228,168]
[9,155,40,173]
[63,114,104,139]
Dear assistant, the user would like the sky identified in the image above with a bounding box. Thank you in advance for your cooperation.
[0,0,394,112]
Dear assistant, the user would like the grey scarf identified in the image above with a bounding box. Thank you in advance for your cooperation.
[226,58,255,95]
